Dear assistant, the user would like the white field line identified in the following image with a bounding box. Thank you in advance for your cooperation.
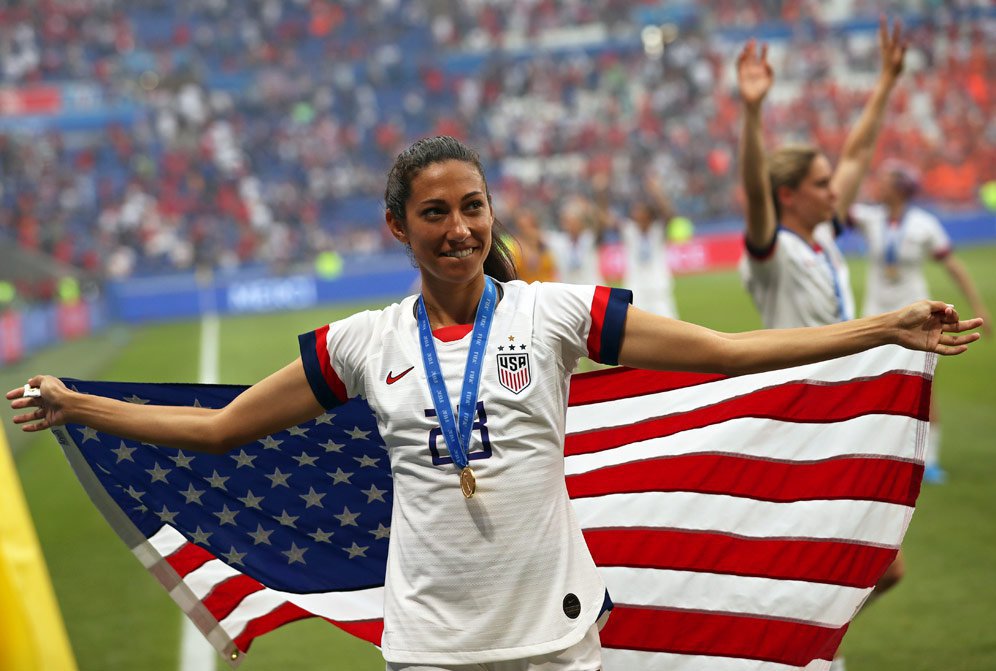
[180,312,221,670]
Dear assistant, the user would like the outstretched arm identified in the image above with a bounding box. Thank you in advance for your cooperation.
[832,16,907,219]
[6,358,325,454]
[617,302,983,376]
[737,40,778,250]
[942,254,993,337]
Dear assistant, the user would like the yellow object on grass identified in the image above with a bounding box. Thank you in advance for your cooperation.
[0,428,78,671]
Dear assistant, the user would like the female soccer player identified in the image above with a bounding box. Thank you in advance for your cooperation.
[735,19,912,669]
[851,159,992,482]
[737,18,907,329]
[8,136,982,671]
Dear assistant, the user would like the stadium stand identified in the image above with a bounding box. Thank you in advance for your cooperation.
[0,0,992,279]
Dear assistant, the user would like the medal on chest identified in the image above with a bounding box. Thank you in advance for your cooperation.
[416,277,497,498]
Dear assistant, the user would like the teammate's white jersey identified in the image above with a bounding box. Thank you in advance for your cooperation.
[620,219,677,318]
[299,280,631,665]
[545,230,602,286]
[849,203,952,315]
[740,221,855,328]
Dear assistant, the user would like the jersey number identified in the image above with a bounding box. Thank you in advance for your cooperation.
[425,401,492,466]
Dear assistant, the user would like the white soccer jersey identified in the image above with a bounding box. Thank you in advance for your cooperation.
[545,230,602,286]
[621,219,677,318]
[740,222,855,328]
[850,203,952,315]
[299,280,631,665]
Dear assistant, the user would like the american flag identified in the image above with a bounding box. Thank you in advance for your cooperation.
[53,344,934,670]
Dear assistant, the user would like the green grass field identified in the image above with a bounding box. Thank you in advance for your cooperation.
[5,245,996,671]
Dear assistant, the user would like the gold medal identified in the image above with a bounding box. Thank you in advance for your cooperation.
[460,466,477,498]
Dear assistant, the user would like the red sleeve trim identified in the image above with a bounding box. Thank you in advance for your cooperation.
[586,286,611,361]
[298,325,348,409]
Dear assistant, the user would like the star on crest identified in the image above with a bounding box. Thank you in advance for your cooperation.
[508,335,515,342]
[498,345,505,351]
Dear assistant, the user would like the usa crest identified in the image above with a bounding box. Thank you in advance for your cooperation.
[496,351,531,394]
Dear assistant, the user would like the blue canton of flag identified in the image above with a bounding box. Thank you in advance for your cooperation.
[53,379,393,661]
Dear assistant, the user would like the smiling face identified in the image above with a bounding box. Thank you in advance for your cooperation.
[386,159,494,289]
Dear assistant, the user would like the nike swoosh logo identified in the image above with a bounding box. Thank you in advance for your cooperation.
[386,366,415,385]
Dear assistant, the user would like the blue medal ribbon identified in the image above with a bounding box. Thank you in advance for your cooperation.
[416,276,497,473]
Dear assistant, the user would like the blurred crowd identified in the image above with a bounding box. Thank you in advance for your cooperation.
[0,0,992,285]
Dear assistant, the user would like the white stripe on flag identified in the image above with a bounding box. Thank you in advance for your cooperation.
[572,492,912,546]
[601,649,832,671]
[566,345,926,432]
[565,414,923,475]
[600,567,870,628]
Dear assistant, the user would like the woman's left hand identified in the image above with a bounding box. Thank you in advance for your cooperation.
[893,301,984,355]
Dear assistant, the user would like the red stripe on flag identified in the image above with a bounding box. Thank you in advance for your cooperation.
[599,605,847,666]
[584,528,898,588]
[569,367,724,406]
[233,602,314,652]
[326,618,385,646]
[568,454,923,506]
[166,543,215,578]
[203,575,266,622]
[566,373,930,456]
[586,286,611,361]
[314,324,348,403]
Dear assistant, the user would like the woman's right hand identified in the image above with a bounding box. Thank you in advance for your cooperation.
[737,39,773,109]
[6,375,74,432]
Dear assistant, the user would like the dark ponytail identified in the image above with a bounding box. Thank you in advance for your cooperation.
[385,136,517,282]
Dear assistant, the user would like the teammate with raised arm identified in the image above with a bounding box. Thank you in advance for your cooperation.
[8,136,982,671]
[737,19,911,671]
[852,159,992,482]
[738,18,907,329]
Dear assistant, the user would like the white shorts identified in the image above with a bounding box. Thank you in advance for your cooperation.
[384,622,602,671]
